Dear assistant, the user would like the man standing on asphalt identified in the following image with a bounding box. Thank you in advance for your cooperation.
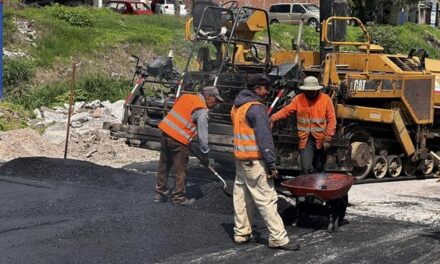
[231,73,300,251]
[270,76,336,174]
[155,86,223,205]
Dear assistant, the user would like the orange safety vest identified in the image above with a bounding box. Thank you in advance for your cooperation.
[295,93,331,149]
[158,94,207,145]
[231,102,263,160]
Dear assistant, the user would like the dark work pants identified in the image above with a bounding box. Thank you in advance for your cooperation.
[299,137,325,175]
[155,133,189,203]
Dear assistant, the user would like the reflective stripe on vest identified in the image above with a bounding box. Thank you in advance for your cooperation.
[234,145,259,152]
[231,101,263,160]
[158,94,207,145]
[169,109,197,132]
[161,118,192,141]
[294,93,332,149]
[234,133,256,141]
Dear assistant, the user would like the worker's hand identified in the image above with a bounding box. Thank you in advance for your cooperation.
[267,167,279,179]
[323,137,332,150]
[200,154,210,167]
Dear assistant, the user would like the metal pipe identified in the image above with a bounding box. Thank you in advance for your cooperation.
[430,151,440,162]
[294,18,304,65]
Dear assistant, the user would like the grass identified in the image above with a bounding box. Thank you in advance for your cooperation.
[10,75,131,110]
[6,5,187,67]
[0,102,31,131]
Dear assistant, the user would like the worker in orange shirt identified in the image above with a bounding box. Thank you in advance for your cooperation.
[155,86,224,205]
[270,76,336,174]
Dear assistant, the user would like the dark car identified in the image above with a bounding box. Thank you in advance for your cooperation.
[105,0,153,15]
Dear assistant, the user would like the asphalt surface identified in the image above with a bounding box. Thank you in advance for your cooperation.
[1,157,439,263]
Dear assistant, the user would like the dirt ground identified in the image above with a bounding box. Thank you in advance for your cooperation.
[0,128,158,167]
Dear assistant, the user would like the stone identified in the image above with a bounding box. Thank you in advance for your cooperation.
[101,100,111,108]
[85,100,101,109]
[42,108,66,124]
[109,100,125,122]
[42,122,67,145]
[71,112,89,123]
[90,107,112,119]
[75,102,86,112]
[33,108,43,119]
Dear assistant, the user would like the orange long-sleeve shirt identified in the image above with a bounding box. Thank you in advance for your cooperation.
[271,92,337,149]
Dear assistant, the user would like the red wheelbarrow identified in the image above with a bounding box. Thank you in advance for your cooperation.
[281,173,355,232]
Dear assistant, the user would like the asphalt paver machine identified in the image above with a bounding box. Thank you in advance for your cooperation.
[104,0,440,181]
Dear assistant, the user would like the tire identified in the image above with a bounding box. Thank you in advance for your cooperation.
[308,18,318,27]
[270,19,279,25]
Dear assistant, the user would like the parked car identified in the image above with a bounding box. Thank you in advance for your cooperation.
[153,0,187,16]
[268,3,319,27]
[105,0,153,15]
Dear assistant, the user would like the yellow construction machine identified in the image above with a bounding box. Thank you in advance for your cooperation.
[104,0,440,181]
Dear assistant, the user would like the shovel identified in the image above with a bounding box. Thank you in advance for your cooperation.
[190,147,233,197]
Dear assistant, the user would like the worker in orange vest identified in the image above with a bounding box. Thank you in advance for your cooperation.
[155,86,224,205]
[231,73,300,251]
[271,76,336,174]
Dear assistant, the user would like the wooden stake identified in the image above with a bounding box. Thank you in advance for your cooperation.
[64,62,77,159]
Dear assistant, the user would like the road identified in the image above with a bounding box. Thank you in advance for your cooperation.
[0,157,439,263]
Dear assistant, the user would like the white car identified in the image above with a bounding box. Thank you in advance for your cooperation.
[155,0,187,16]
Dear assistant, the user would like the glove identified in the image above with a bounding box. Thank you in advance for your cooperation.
[267,167,279,179]
[323,137,332,150]
[200,154,210,167]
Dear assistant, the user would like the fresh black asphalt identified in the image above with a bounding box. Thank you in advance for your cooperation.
[0,157,439,263]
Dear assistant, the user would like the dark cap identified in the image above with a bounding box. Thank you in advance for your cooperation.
[247,73,270,88]
[201,86,224,102]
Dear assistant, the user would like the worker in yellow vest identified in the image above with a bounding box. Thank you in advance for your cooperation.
[230,73,300,251]
[155,86,224,205]
[270,76,336,174]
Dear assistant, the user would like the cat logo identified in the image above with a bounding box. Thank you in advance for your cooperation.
[352,79,367,91]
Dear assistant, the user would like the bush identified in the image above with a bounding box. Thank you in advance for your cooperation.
[366,25,401,54]
[14,75,131,110]
[46,4,93,27]
[3,59,35,101]
[3,58,34,88]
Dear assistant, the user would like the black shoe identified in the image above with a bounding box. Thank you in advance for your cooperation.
[269,241,300,251]
[154,190,170,203]
[154,196,168,203]
[174,198,195,206]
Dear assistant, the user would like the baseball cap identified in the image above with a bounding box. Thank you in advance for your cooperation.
[247,73,271,88]
[201,86,224,102]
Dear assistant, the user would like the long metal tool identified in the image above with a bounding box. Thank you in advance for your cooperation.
[190,147,233,197]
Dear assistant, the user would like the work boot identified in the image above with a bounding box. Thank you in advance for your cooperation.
[173,197,195,206]
[269,241,300,251]
[154,189,170,203]
[234,234,254,245]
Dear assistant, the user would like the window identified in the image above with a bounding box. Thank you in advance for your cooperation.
[304,4,319,11]
[269,4,290,13]
[292,4,305,13]
[134,3,148,10]
[107,2,118,8]
[116,3,126,11]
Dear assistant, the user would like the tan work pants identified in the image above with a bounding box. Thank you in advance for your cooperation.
[233,160,289,247]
